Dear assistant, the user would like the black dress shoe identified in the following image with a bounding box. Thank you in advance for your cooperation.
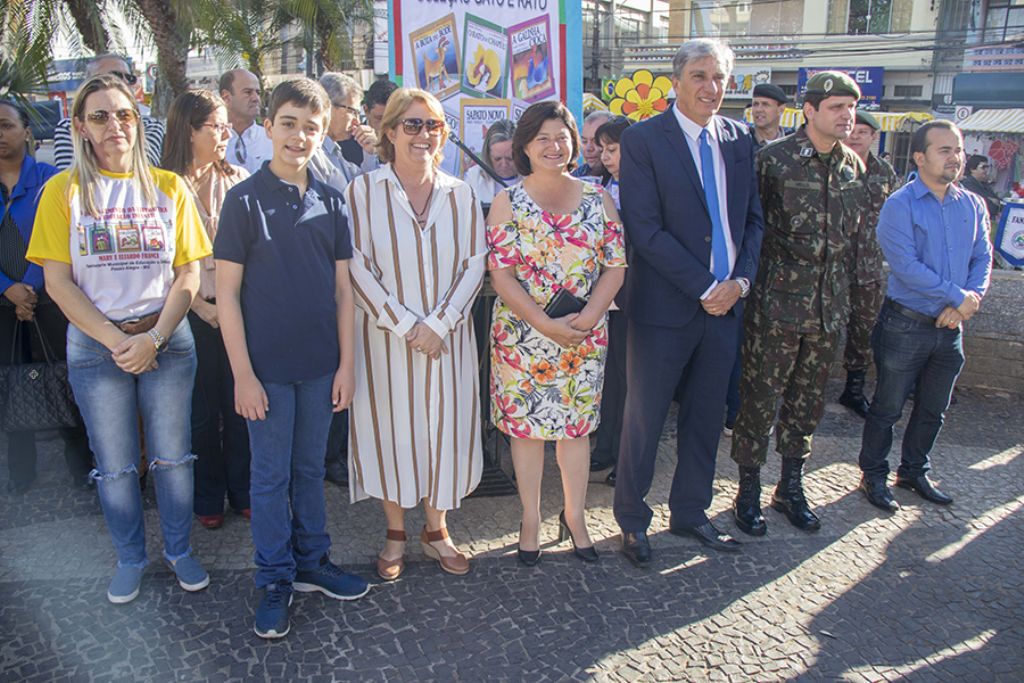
[896,475,953,505]
[669,521,741,552]
[859,477,900,512]
[517,547,541,566]
[6,479,32,496]
[325,461,348,486]
[590,457,614,472]
[621,531,652,568]
[558,511,599,562]
[604,470,616,487]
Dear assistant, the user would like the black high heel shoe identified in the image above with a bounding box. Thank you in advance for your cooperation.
[517,524,541,566]
[558,510,599,562]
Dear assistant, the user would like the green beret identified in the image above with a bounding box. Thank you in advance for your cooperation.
[855,110,880,131]
[752,83,788,104]
[804,71,861,100]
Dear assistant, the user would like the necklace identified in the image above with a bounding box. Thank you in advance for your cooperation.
[397,175,434,223]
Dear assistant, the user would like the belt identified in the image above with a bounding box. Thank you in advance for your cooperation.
[113,311,161,335]
[884,298,936,325]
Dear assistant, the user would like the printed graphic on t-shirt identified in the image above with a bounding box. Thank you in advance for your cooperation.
[89,223,113,253]
[77,207,172,275]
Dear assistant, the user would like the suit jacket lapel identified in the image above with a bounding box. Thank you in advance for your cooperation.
[661,110,708,214]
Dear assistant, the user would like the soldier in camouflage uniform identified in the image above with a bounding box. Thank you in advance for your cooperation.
[731,72,870,536]
[838,110,900,417]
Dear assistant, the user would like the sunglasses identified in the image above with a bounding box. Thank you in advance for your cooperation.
[109,71,138,86]
[84,109,139,126]
[401,118,446,136]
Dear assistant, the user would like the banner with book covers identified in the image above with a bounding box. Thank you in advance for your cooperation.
[389,1,582,178]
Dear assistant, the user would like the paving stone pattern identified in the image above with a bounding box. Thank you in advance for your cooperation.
[1,381,1022,682]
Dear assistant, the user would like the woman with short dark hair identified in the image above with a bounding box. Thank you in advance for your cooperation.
[487,100,626,565]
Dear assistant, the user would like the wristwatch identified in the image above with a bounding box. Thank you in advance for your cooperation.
[736,277,751,298]
[147,328,167,351]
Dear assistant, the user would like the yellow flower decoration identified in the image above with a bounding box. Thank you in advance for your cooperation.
[609,70,673,121]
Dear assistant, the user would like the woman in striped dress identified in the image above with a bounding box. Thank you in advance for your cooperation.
[347,88,486,580]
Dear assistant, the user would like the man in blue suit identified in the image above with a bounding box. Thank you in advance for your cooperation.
[614,38,764,566]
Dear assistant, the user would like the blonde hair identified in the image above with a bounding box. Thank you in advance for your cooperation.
[68,74,156,217]
[376,88,447,166]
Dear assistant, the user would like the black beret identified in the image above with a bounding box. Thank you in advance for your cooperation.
[752,83,788,104]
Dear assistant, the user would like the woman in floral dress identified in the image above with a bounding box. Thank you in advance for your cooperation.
[487,101,626,565]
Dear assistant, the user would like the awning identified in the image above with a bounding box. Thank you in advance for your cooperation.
[745,108,932,133]
[959,108,1024,133]
[583,93,608,113]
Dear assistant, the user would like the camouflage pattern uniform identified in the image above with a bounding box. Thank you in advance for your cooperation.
[843,152,899,373]
[731,126,869,467]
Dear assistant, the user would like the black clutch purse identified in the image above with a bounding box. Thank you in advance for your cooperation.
[543,288,587,318]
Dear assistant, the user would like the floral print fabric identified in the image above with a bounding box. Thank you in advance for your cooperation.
[487,182,626,440]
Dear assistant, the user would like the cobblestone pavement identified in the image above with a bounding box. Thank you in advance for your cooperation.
[1,381,1022,682]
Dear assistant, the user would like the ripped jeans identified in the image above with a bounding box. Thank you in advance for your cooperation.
[67,321,198,568]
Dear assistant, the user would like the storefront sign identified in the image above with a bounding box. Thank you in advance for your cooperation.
[798,67,884,107]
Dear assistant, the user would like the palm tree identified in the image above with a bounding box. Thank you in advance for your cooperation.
[192,0,289,89]
[279,0,372,75]
[0,0,53,106]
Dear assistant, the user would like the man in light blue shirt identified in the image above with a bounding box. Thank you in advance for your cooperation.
[858,120,992,512]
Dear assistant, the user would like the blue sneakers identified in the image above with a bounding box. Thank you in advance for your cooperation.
[254,582,294,639]
[107,564,145,604]
[169,554,210,592]
[294,555,370,601]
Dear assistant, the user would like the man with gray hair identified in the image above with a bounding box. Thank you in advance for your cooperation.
[52,54,165,169]
[613,38,763,566]
[319,72,380,175]
[573,110,613,181]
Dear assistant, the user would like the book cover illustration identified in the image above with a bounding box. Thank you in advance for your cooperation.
[508,15,554,103]
[459,98,511,175]
[410,14,461,101]
[461,14,507,99]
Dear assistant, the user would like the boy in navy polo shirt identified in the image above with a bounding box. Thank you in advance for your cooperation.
[215,78,368,639]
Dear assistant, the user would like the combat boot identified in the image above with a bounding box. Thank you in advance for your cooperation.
[733,466,767,536]
[838,370,870,419]
[771,458,821,531]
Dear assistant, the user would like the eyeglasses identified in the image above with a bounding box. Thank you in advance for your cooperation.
[108,71,138,86]
[201,123,231,135]
[333,102,361,116]
[84,109,139,126]
[400,118,446,136]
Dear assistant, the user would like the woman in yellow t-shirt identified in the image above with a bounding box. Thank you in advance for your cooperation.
[26,74,213,605]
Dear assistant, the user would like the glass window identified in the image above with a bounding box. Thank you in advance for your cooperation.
[830,0,914,34]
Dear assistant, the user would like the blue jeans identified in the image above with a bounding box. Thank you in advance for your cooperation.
[858,305,965,480]
[67,320,198,568]
[247,372,334,588]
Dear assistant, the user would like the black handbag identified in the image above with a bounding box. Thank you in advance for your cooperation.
[0,319,81,432]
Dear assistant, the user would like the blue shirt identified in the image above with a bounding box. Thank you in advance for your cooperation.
[0,155,58,293]
[877,178,992,317]
[214,164,352,383]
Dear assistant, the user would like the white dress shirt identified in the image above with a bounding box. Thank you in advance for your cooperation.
[225,121,274,174]
[672,105,737,298]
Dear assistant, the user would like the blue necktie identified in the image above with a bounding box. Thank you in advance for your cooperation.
[699,129,729,282]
